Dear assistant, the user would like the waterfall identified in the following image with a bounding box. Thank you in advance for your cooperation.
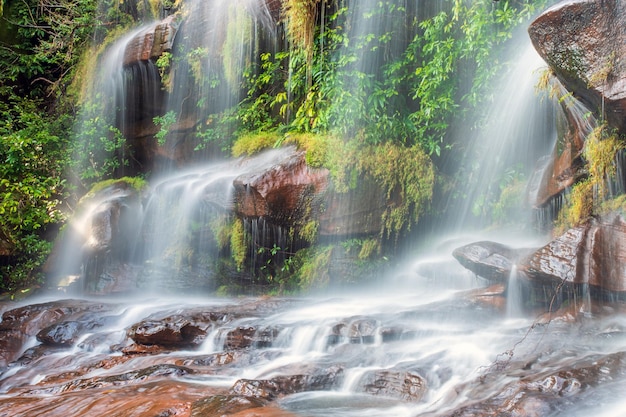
[448,38,556,233]
[161,0,278,162]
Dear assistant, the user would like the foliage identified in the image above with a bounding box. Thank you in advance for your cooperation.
[293,245,332,289]
[154,111,177,147]
[556,125,624,233]
[0,94,68,292]
[70,100,128,183]
[0,0,148,292]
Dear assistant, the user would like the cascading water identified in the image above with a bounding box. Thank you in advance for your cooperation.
[448,38,556,234]
[4,1,626,417]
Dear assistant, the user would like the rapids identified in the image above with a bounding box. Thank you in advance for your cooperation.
[2,262,626,416]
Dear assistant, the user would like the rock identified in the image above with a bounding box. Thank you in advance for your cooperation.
[526,85,587,208]
[519,213,626,294]
[452,241,529,282]
[230,366,344,399]
[318,176,390,236]
[233,148,329,228]
[191,395,269,417]
[224,326,258,350]
[0,300,114,367]
[46,181,143,293]
[123,15,179,67]
[128,311,222,348]
[528,0,626,133]
[355,369,426,402]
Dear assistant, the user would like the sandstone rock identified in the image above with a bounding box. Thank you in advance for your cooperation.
[0,300,114,367]
[452,241,528,282]
[233,149,329,228]
[519,213,626,293]
[128,312,222,348]
[123,15,179,67]
[526,84,588,208]
[528,0,626,133]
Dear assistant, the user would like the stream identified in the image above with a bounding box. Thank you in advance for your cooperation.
[2,254,626,417]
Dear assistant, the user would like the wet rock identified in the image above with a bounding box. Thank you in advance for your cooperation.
[123,15,179,67]
[37,321,85,346]
[355,369,427,402]
[128,312,220,348]
[231,366,344,399]
[46,181,144,293]
[448,351,626,417]
[526,89,587,208]
[529,0,626,133]
[318,176,390,237]
[224,326,257,350]
[452,241,530,282]
[0,300,114,367]
[519,213,626,294]
[27,364,194,395]
[348,318,378,344]
[233,147,329,229]
[191,395,268,417]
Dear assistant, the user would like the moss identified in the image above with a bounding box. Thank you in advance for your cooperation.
[294,245,332,289]
[555,124,624,234]
[358,143,435,238]
[231,131,281,157]
[211,215,232,251]
[81,176,147,202]
[555,179,594,234]
[492,178,526,226]
[230,217,246,271]
[298,219,318,244]
[358,238,380,260]
[584,124,623,197]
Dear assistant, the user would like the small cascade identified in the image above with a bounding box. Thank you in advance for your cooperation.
[505,265,524,318]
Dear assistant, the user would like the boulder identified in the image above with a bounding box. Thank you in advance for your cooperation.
[123,15,179,67]
[128,311,223,348]
[519,213,626,294]
[233,149,329,228]
[528,0,626,133]
[452,241,530,282]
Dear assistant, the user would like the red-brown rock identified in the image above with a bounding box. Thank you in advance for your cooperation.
[519,213,626,293]
[233,149,329,227]
[528,0,626,133]
[123,15,179,67]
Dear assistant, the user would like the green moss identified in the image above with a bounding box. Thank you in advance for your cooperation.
[230,217,246,271]
[81,176,147,202]
[358,143,435,237]
[584,124,623,197]
[555,179,594,234]
[298,220,318,244]
[294,245,332,289]
[232,131,281,157]
[358,238,380,260]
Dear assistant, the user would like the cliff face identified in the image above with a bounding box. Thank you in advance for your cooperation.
[526,0,626,207]
[528,0,626,133]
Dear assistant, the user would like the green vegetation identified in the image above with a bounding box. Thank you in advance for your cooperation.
[0,0,553,294]
[556,124,625,234]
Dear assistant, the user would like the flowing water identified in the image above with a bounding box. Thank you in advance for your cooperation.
[4,1,626,416]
